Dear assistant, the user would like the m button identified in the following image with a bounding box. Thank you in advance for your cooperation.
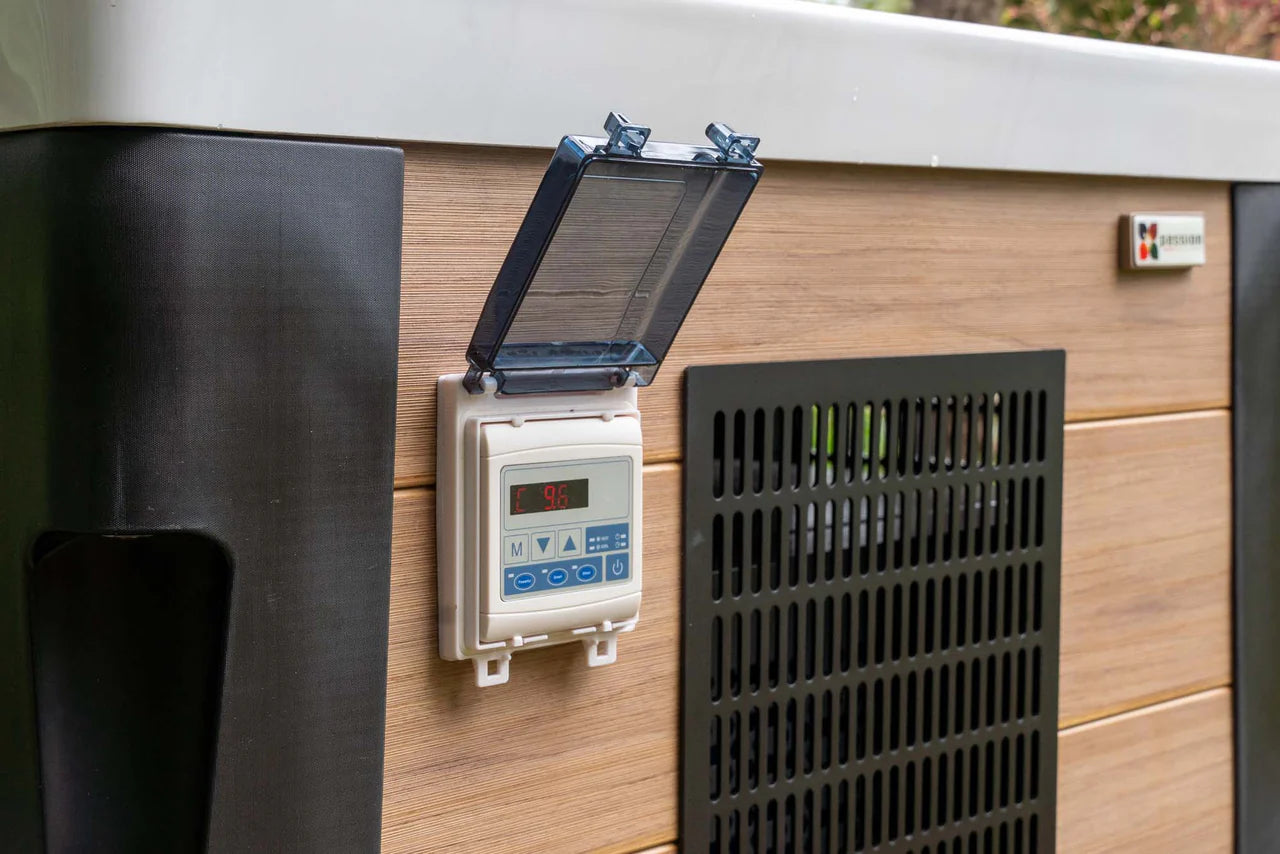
[606,553,630,581]
[503,534,529,565]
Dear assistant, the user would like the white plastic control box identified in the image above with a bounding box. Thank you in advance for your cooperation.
[432,112,760,687]
[436,375,643,686]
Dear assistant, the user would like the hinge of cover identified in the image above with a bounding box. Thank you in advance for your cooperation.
[464,365,641,396]
[463,366,499,395]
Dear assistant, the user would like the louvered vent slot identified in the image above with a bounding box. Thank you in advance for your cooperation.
[683,353,1064,854]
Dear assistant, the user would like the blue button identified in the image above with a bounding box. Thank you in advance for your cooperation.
[576,564,598,583]
[513,573,536,591]
[547,568,568,586]
[605,552,630,581]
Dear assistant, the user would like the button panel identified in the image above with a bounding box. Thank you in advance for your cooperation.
[504,556,600,597]
[502,522,632,598]
[502,550,633,598]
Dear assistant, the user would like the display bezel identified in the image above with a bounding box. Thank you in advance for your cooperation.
[509,478,589,515]
[500,456,632,533]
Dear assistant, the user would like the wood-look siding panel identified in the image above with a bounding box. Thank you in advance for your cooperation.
[397,144,1230,486]
[384,411,1231,852]
[382,470,681,854]
[1059,410,1232,726]
[1057,688,1233,853]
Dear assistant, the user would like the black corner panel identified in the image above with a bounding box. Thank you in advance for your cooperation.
[1232,185,1280,854]
[682,353,1065,854]
[0,129,403,852]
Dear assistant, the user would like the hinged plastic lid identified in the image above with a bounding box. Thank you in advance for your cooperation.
[465,113,763,394]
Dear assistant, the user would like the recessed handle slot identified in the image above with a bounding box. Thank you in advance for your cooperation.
[29,531,232,853]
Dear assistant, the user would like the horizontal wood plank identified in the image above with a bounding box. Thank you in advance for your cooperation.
[620,690,1237,854]
[613,692,1236,854]
[1059,410,1232,725]
[385,410,1231,852]
[397,145,1230,486]
[1057,688,1233,852]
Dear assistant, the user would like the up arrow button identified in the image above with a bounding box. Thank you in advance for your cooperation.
[557,528,582,557]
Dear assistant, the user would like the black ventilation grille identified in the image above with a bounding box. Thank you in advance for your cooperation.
[681,353,1064,854]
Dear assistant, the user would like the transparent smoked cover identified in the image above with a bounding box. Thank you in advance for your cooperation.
[465,131,762,394]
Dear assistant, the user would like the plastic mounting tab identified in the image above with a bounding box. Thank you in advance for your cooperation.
[472,651,512,687]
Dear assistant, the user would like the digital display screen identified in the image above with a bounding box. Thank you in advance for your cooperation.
[510,478,589,515]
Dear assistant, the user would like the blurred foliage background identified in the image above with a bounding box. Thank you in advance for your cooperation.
[812,0,1280,59]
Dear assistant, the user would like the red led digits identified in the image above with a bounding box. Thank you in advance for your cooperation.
[509,478,589,515]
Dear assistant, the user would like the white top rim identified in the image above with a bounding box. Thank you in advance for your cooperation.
[3,0,1279,181]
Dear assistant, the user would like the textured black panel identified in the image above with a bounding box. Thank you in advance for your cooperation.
[1232,184,1280,854]
[682,353,1064,854]
[0,128,402,852]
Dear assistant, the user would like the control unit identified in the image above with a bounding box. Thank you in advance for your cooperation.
[434,112,762,685]
[437,378,642,685]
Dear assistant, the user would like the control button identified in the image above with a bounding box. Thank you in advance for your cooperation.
[532,531,555,560]
[513,572,536,591]
[503,534,529,565]
[557,527,582,557]
[585,523,630,554]
[606,552,630,581]
[575,564,598,583]
[547,568,569,586]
